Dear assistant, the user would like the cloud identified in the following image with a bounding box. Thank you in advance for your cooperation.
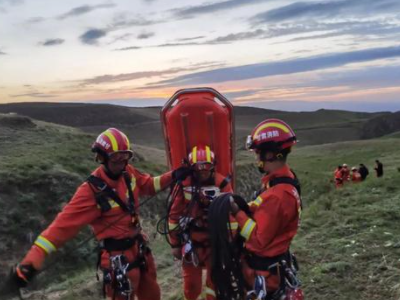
[58,3,116,20]
[10,92,55,98]
[173,0,268,18]
[40,38,65,46]
[0,0,24,5]
[26,17,45,23]
[79,29,107,45]
[109,13,162,29]
[176,36,205,41]
[77,61,225,85]
[150,45,400,86]
[254,0,400,23]
[0,49,6,55]
[115,19,400,51]
[138,32,154,39]
[303,64,400,89]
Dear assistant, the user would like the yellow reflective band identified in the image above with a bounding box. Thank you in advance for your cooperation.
[254,196,263,206]
[192,146,197,163]
[104,130,118,151]
[205,287,216,297]
[254,122,290,138]
[228,222,239,230]
[240,219,256,241]
[184,192,192,201]
[169,222,179,230]
[34,236,56,254]
[131,177,136,191]
[109,199,120,209]
[97,199,120,210]
[206,145,211,163]
[153,176,161,192]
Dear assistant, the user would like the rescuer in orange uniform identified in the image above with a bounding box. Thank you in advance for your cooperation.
[351,167,362,183]
[230,119,303,300]
[11,128,190,300]
[342,163,350,183]
[168,145,235,300]
[334,165,344,188]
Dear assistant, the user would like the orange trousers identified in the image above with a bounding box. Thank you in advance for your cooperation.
[182,248,216,300]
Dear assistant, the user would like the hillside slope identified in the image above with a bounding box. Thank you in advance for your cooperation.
[1,113,400,300]
[0,103,389,148]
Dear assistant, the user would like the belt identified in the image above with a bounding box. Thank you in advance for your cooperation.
[246,252,289,271]
[100,235,141,251]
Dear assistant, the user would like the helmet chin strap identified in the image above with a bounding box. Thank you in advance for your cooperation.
[258,161,266,174]
[258,152,284,174]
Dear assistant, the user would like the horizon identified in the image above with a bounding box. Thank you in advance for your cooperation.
[1,98,400,113]
[1,0,400,111]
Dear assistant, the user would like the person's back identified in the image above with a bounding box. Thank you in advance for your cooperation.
[375,160,383,177]
[359,164,369,180]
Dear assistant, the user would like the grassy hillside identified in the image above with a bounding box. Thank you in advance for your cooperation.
[2,112,400,300]
[0,113,169,291]
[0,103,390,149]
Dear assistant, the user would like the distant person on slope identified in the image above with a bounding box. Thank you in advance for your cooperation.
[334,165,344,188]
[342,164,350,183]
[351,167,362,183]
[167,145,234,300]
[375,160,384,177]
[358,163,369,181]
[10,128,190,300]
[230,119,303,300]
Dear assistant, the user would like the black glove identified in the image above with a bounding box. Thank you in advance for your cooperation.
[232,194,251,215]
[12,264,37,288]
[172,166,192,182]
[0,264,37,297]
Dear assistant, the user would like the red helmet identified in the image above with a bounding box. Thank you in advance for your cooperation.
[188,145,215,170]
[92,128,133,158]
[246,118,296,151]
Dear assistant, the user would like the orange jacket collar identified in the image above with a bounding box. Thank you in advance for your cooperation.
[261,164,293,188]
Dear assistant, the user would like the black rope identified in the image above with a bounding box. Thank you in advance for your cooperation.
[208,193,248,300]
[156,179,203,247]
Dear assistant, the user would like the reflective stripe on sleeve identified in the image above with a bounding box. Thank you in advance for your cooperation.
[153,176,161,192]
[205,287,216,297]
[240,219,256,241]
[34,235,57,254]
[184,192,192,201]
[228,221,239,230]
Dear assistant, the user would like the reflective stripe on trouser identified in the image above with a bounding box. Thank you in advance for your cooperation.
[182,254,216,300]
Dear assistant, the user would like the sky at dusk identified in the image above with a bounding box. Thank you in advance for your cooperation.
[1,0,400,112]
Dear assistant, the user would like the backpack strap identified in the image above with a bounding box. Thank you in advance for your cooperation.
[269,177,301,197]
[87,175,131,213]
[219,175,232,190]
[123,172,136,215]
[269,175,303,209]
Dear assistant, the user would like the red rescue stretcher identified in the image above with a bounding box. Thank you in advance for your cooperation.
[161,87,236,190]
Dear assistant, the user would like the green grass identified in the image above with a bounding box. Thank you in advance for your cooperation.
[2,113,400,300]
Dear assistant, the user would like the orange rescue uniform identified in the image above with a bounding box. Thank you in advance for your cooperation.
[334,168,344,188]
[234,165,301,292]
[168,173,235,300]
[21,164,172,300]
